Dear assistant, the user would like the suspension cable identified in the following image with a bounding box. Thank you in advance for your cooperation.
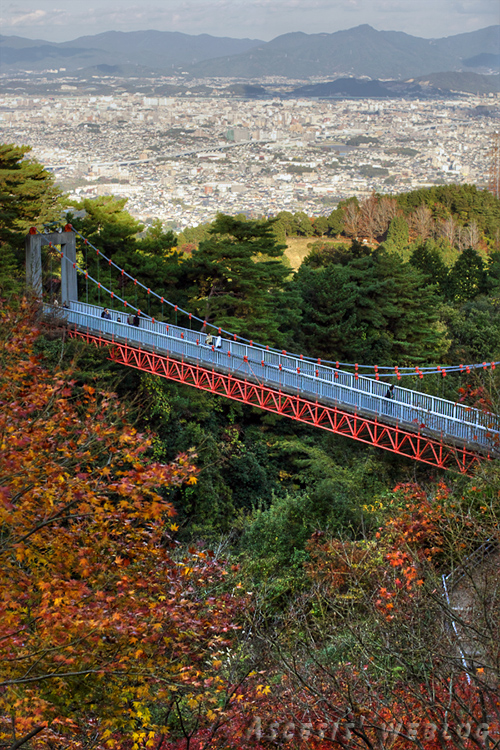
[37,228,500,380]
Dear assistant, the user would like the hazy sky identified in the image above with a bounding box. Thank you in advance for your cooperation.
[2,0,499,43]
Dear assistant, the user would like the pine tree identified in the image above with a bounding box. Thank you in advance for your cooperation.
[138,219,177,256]
[183,214,289,344]
[409,239,449,294]
[68,195,143,258]
[446,247,489,303]
[374,250,450,363]
[68,196,144,309]
[0,142,61,263]
[385,215,409,251]
[293,247,449,365]
[293,253,389,363]
[0,243,22,297]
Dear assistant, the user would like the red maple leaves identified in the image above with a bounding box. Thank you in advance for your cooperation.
[0,300,253,749]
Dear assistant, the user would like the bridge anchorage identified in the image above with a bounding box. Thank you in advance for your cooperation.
[27,227,500,475]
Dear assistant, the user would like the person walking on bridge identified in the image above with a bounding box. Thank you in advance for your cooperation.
[384,383,395,416]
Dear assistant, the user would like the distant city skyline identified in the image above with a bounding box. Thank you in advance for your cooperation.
[2,0,499,44]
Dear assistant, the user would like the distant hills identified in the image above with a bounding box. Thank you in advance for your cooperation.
[412,71,500,95]
[285,73,500,99]
[190,25,500,80]
[0,30,263,75]
[0,25,499,82]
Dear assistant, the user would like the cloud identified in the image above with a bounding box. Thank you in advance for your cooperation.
[1,4,78,30]
[0,0,496,42]
[0,0,365,32]
[3,7,48,26]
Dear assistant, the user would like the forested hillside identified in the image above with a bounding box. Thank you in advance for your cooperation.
[1,142,499,749]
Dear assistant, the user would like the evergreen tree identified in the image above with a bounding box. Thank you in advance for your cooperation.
[127,220,187,317]
[68,196,145,310]
[374,250,449,364]
[0,243,23,297]
[441,298,500,362]
[293,260,384,362]
[0,142,61,264]
[487,251,500,295]
[139,219,177,256]
[312,216,329,236]
[183,214,290,344]
[327,205,345,236]
[273,210,295,241]
[446,247,488,303]
[177,222,212,249]
[385,215,409,251]
[409,239,449,294]
[301,242,352,269]
[68,195,143,258]
[293,211,314,236]
[293,247,448,365]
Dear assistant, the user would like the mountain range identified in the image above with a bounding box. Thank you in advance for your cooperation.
[0,30,262,75]
[190,25,500,80]
[0,25,499,81]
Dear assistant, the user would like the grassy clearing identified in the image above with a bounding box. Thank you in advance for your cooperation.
[284,237,315,269]
[284,236,358,269]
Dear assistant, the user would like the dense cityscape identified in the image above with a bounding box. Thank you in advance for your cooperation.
[1,77,498,228]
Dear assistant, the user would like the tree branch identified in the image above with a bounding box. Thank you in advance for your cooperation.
[7,724,45,750]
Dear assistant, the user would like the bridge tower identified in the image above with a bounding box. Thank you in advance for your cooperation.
[25,227,78,303]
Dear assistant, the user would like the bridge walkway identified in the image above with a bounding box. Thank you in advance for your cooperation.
[48,301,499,460]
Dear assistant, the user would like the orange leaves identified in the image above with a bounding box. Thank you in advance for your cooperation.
[386,549,409,567]
[375,586,396,620]
[305,482,466,631]
[0,301,247,749]
[382,482,448,565]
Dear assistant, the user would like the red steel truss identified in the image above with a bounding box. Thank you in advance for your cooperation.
[68,330,486,474]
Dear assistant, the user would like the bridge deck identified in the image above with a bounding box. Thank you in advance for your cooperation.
[48,302,499,458]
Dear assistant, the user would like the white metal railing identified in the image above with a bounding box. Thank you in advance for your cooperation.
[443,540,498,589]
[47,302,500,454]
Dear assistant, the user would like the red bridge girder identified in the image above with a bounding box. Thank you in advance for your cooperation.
[68,330,485,474]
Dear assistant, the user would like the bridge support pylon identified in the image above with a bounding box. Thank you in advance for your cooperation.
[26,228,77,303]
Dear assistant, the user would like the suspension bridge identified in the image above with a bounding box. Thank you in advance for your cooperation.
[26,227,500,475]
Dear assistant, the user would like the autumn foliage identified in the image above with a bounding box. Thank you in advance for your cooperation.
[2,298,499,750]
[0,300,254,749]
[236,482,500,750]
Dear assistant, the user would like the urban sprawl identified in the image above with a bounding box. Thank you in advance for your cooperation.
[1,79,498,229]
